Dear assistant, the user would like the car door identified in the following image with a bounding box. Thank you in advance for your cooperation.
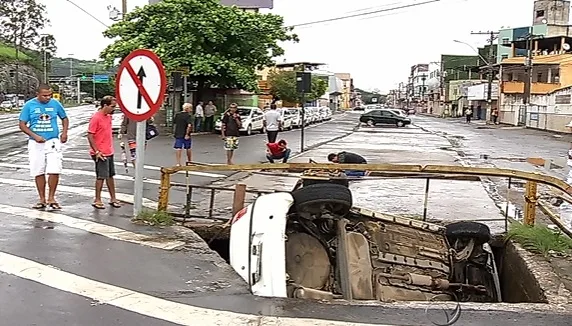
[252,109,264,130]
[379,110,394,124]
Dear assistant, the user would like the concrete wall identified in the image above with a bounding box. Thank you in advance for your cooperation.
[500,87,572,131]
[500,241,547,303]
[497,24,548,62]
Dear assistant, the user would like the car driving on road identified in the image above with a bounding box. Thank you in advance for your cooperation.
[360,109,411,127]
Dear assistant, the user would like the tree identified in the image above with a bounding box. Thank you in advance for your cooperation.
[100,0,297,93]
[80,80,116,99]
[0,0,48,55]
[268,70,328,104]
[39,34,57,58]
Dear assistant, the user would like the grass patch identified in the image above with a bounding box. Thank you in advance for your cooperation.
[507,223,572,257]
[0,42,30,60]
[133,209,174,227]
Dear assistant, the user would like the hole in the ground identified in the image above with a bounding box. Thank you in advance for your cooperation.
[189,223,548,304]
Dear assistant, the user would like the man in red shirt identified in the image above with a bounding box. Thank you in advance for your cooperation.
[266,139,291,163]
[87,96,120,209]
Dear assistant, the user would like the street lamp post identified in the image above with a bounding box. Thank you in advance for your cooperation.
[453,39,495,121]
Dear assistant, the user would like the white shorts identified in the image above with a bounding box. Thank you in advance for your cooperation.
[28,138,63,177]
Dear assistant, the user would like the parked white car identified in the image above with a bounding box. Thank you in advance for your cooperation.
[0,101,13,110]
[279,108,293,131]
[288,108,302,128]
[319,107,330,121]
[215,106,265,136]
[112,108,124,133]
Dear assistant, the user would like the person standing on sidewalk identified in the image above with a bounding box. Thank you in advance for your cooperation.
[87,96,121,209]
[19,84,69,210]
[173,103,193,166]
[119,115,153,171]
[204,100,217,132]
[465,107,473,123]
[221,103,242,165]
[194,101,204,132]
[491,107,499,125]
[263,104,282,143]
[266,139,291,163]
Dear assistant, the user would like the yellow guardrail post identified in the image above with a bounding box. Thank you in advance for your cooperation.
[524,181,538,226]
[158,169,171,211]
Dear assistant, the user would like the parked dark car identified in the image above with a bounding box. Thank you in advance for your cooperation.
[359,109,411,127]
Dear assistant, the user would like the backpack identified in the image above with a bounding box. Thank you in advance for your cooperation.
[146,123,159,140]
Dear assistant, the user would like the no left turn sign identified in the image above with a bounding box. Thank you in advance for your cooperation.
[116,49,167,122]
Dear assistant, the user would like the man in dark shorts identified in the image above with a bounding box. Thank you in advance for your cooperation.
[327,151,369,177]
[221,103,242,165]
[87,96,120,209]
[173,103,193,166]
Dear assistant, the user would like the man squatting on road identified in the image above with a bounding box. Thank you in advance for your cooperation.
[87,96,121,209]
[328,151,369,177]
[266,139,291,163]
[19,84,69,210]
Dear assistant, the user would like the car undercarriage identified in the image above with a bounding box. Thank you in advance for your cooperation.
[283,172,502,303]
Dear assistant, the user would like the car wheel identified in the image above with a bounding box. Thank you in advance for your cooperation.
[246,125,252,136]
[396,121,405,127]
[445,221,491,244]
[291,183,353,216]
[366,119,375,127]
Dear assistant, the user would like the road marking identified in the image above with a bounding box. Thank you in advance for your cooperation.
[0,252,392,326]
[0,177,179,210]
[0,204,184,250]
[12,154,226,178]
[0,162,161,185]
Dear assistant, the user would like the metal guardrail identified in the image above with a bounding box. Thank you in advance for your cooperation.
[158,163,572,235]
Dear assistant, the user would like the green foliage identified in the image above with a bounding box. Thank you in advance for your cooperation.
[268,70,328,104]
[0,0,48,49]
[0,42,30,60]
[356,88,387,105]
[79,80,116,99]
[134,209,174,227]
[40,34,57,58]
[100,0,297,92]
[507,223,572,257]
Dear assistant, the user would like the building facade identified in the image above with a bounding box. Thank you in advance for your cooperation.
[499,54,572,125]
[335,73,353,109]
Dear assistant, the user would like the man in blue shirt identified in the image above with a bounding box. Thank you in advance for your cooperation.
[19,85,69,210]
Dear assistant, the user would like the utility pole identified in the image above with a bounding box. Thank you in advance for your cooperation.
[471,30,498,121]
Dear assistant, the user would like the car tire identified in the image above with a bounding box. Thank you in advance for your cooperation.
[396,121,405,127]
[246,125,252,136]
[445,221,491,244]
[292,183,352,216]
[366,119,375,127]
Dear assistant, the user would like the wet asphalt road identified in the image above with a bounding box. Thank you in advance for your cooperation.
[1,110,572,325]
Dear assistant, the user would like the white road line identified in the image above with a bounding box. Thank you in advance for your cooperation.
[13,154,226,178]
[0,252,391,326]
[0,177,178,211]
[0,204,184,250]
[0,162,161,185]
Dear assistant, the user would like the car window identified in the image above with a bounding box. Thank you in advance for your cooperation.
[237,108,252,116]
[370,110,382,116]
[380,110,392,117]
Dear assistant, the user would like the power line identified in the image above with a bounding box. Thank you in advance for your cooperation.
[287,0,441,28]
[65,0,110,28]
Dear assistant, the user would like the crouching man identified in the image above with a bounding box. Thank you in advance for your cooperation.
[266,139,291,163]
[327,151,369,177]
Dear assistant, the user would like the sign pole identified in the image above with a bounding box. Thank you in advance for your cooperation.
[133,121,146,216]
[115,48,167,216]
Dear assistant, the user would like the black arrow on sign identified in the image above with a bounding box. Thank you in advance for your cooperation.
[136,66,146,109]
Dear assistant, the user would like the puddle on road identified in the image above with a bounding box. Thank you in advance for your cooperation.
[32,218,56,230]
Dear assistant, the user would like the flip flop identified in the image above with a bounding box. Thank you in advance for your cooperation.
[47,202,62,210]
[32,203,46,210]
[109,201,121,208]
[91,202,105,210]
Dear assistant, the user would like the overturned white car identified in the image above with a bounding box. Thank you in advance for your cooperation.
[229,173,502,302]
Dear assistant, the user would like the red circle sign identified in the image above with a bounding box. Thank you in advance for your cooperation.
[115,49,167,122]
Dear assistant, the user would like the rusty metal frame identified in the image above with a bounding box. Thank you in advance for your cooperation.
[158,163,572,233]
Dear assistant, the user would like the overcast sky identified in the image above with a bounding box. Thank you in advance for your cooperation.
[40,0,533,92]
